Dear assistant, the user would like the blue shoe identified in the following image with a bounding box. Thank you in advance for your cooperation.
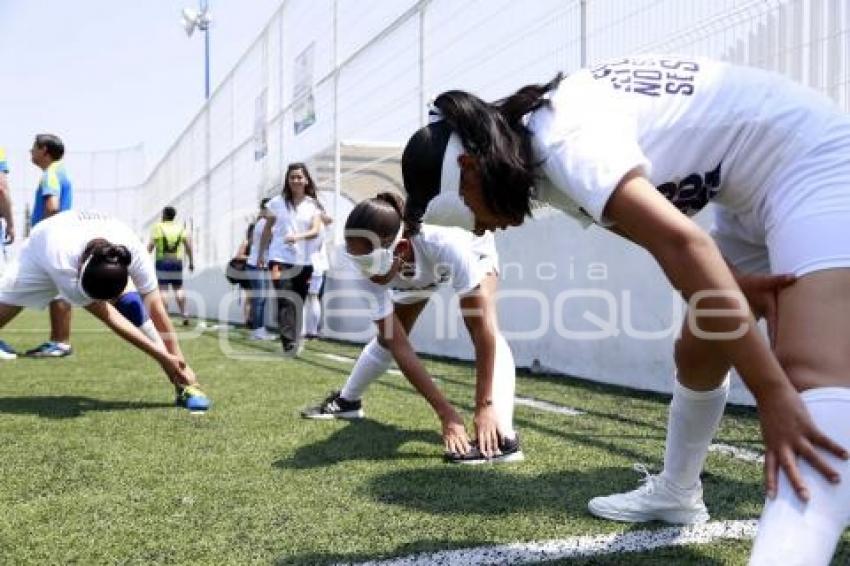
[175,385,211,412]
[24,341,72,358]
[0,340,17,360]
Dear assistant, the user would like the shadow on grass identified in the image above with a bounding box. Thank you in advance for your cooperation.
[280,534,741,565]
[362,465,761,520]
[0,396,173,419]
[371,379,672,463]
[275,539,491,566]
[274,418,441,470]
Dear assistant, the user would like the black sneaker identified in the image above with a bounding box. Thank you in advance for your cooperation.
[300,391,364,420]
[445,434,525,465]
[281,341,304,358]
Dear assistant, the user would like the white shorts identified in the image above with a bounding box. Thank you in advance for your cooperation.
[712,121,850,276]
[0,239,61,308]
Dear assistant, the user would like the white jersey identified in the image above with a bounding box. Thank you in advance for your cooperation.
[265,195,320,265]
[4,210,156,307]
[529,56,845,225]
[355,225,497,321]
[247,216,267,267]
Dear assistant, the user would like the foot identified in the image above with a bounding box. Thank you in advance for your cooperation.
[175,384,211,412]
[24,341,73,358]
[0,339,17,360]
[445,434,525,465]
[181,317,190,327]
[587,464,710,524]
[301,391,364,420]
[281,341,303,358]
[257,328,277,341]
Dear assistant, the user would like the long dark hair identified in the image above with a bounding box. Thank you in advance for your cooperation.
[345,192,405,251]
[282,162,318,209]
[402,73,563,231]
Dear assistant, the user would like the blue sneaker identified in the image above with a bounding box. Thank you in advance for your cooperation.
[175,385,211,412]
[0,340,17,360]
[24,341,73,358]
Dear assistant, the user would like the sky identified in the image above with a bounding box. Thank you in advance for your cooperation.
[0,0,282,176]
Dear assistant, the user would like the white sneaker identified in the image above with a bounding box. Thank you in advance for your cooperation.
[587,464,710,524]
[258,328,277,341]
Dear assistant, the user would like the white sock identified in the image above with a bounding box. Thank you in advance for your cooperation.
[340,338,393,401]
[750,387,850,566]
[140,319,165,350]
[491,334,517,441]
[660,374,729,490]
[304,294,321,336]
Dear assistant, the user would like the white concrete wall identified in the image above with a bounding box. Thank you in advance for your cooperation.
[318,207,755,405]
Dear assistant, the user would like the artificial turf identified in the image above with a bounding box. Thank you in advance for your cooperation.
[0,310,847,564]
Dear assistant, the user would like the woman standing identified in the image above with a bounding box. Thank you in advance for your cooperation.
[258,163,322,356]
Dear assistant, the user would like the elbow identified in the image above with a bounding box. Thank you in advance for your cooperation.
[652,223,715,265]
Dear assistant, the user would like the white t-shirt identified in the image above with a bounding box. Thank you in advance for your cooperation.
[528,56,842,225]
[28,210,157,306]
[264,195,320,265]
[353,225,496,321]
[247,216,267,267]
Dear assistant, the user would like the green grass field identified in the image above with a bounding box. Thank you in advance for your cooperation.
[1,310,848,565]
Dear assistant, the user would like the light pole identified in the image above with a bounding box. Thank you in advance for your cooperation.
[181,0,212,100]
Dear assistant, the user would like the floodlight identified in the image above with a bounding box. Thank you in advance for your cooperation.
[181,8,199,36]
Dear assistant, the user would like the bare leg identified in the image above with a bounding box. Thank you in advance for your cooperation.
[48,298,72,344]
[0,303,23,329]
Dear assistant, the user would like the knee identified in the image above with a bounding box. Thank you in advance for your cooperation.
[673,336,702,376]
[673,334,730,389]
[115,292,148,327]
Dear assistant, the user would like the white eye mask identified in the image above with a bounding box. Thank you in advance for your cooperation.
[346,223,404,277]
[76,253,96,300]
[420,124,476,232]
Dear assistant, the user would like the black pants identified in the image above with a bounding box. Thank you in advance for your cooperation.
[269,262,313,347]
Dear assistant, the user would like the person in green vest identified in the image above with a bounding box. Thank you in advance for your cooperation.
[147,206,194,326]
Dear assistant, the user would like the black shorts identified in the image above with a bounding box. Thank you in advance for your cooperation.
[156,258,184,288]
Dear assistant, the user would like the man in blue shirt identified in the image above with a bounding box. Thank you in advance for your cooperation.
[26,134,75,358]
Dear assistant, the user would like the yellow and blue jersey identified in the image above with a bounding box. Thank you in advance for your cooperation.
[0,147,8,174]
[151,220,187,260]
[32,160,73,226]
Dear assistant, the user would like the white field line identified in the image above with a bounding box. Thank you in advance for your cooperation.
[514,396,584,416]
[321,353,357,364]
[318,353,760,464]
[347,520,758,566]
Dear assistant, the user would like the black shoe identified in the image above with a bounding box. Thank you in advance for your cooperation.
[445,434,525,465]
[281,340,303,358]
[301,391,364,420]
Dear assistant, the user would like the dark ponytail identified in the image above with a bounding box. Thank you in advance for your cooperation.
[345,192,406,249]
[80,239,132,300]
[496,73,564,128]
[403,73,563,227]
